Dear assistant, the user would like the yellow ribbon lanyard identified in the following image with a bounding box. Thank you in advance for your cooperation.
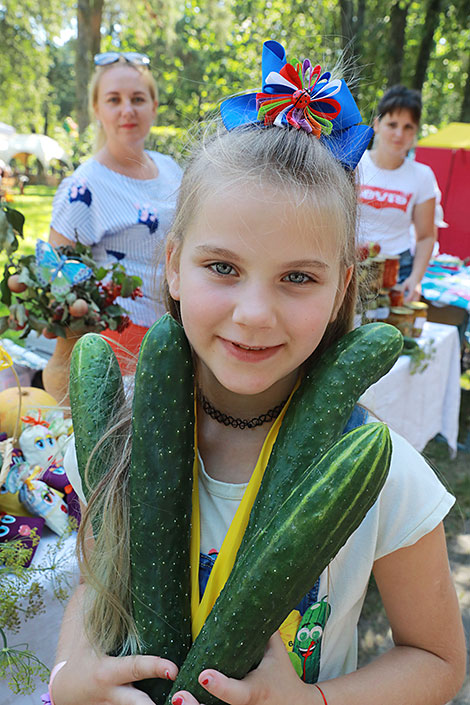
[190,380,300,641]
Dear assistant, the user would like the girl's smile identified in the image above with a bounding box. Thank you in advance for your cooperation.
[167,181,352,411]
[219,336,284,362]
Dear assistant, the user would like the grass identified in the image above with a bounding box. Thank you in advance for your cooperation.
[4,185,55,255]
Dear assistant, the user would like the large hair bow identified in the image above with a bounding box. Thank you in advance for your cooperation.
[220,40,373,170]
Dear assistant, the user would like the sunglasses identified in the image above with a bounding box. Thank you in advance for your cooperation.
[94,52,150,67]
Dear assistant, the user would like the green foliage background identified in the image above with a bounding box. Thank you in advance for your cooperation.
[0,0,469,164]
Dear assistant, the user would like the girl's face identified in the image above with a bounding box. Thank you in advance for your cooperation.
[374,108,418,161]
[94,64,157,150]
[167,182,352,403]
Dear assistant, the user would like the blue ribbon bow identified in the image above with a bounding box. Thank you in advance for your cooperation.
[220,40,373,170]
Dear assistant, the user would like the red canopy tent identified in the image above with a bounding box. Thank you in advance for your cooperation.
[415,122,470,259]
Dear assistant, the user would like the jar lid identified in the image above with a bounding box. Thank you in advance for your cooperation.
[384,255,400,261]
[405,302,428,311]
[390,306,412,314]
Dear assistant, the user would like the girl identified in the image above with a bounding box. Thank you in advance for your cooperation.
[50,42,465,705]
[357,85,437,302]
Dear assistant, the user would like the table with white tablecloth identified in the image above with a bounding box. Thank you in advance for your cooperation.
[360,321,461,454]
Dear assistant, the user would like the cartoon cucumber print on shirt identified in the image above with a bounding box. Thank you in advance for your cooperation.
[289,596,331,683]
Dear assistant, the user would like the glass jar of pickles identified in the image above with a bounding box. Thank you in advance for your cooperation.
[405,301,428,337]
[362,295,377,323]
[383,256,400,289]
[375,289,391,322]
[389,287,404,307]
[387,306,415,337]
[367,256,386,292]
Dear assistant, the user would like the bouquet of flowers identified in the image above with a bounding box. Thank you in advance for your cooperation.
[0,205,142,339]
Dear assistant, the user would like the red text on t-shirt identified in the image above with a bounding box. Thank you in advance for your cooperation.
[360,185,412,212]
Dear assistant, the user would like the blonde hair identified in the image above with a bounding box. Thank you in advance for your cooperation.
[77,123,360,655]
[89,57,158,152]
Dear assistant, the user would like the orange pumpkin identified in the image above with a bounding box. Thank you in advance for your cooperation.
[0,386,58,438]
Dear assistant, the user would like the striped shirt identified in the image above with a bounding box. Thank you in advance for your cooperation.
[50,151,182,327]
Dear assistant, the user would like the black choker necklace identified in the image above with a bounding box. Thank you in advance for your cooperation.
[197,390,287,430]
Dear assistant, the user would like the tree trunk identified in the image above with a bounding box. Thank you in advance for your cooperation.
[460,51,470,121]
[338,0,366,97]
[387,1,410,87]
[412,0,442,91]
[75,0,104,134]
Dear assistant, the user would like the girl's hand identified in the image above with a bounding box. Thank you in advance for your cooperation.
[171,632,315,705]
[52,651,179,705]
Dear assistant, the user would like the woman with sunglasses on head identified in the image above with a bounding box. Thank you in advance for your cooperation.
[46,52,182,388]
[357,85,436,302]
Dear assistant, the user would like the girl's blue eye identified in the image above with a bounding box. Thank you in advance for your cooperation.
[284,272,311,284]
[210,262,235,276]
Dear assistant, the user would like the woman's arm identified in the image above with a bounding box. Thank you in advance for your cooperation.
[49,227,76,248]
[402,197,436,302]
[178,523,465,705]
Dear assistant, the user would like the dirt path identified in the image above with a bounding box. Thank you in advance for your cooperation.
[358,526,470,704]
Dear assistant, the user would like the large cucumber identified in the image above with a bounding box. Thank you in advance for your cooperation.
[129,314,195,703]
[168,422,392,703]
[246,322,402,534]
[69,333,125,523]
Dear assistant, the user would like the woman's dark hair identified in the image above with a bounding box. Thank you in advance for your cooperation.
[377,85,422,125]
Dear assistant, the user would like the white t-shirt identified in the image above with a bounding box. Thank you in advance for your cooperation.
[357,151,436,255]
[50,151,182,327]
[64,414,453,683]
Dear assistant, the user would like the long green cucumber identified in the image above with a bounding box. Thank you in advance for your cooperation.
[168,422,392,703]
[129,313,195,703]
[69,333,125,524]
[246,322,402,535]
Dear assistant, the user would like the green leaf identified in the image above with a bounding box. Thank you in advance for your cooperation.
[51,322,67,338]
[4,206,25,238]
[94,267,108,280]
[0,316,8,334]
[0,275,12,306]
[120,277,134,297]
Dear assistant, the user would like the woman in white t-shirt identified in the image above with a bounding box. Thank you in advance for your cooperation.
[357,86,436,302]
[44,53,182,397]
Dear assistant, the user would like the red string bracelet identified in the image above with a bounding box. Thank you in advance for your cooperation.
[314,684,328,705]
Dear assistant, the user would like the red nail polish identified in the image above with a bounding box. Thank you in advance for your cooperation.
[172,697,184,705]
[201,677,210,686]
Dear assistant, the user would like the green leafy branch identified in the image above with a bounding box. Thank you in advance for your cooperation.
[0,205,25,257]
[401,336,437,375]
[0,205,143,338]
[0,527,75,694]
